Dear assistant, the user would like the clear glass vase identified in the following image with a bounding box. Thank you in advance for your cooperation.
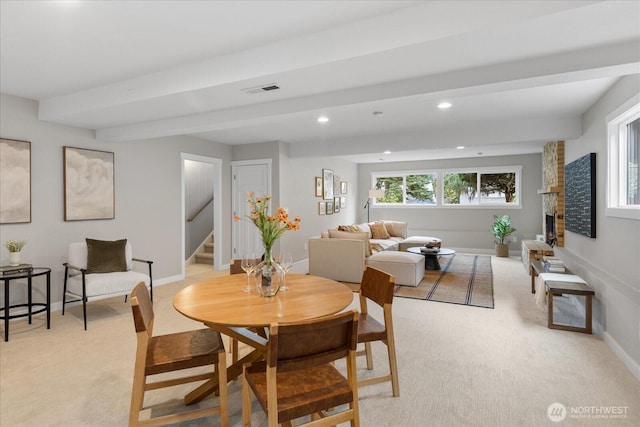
[253,247,284,297]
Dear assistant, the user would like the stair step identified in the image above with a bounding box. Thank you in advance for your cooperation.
[204,242,214,253]
[195,253,214,264]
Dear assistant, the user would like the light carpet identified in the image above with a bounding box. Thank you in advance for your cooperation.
[394,253,494,308]
[1,256,639,426]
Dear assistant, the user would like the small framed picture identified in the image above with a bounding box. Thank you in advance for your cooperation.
[315,177,323,197]
[340,181,348,194]
[326,200,334,215]
[318,201,326,215]
[340,197,346,209]
[333,197,341,213]
[322,169,334,199]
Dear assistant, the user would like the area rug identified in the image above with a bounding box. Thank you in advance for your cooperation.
[394,253,494,309]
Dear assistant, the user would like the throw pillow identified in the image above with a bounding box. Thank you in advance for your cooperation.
[338,224,360,232]
[369,221,390,239]
[86,238,128,274]
[384,221,404,238]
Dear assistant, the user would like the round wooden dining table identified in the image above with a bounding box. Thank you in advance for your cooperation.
[173,273,354,404]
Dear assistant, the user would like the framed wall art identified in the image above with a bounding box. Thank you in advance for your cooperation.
[322,168,334,199]
[340,181,348,194]
[0,138,31,224]
[326,200,334,215]
[340,197,347,209]
[333,197,341,213]
[565,152,596,238]
[318,201,326,215]
[315,176,323,197]
[64,146,115,221]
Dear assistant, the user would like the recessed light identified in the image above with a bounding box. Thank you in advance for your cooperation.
[438,102,452,109]
[317,116,329,123]
[373,111,384,116]
[456,146,465,150]
[384,150,391,154]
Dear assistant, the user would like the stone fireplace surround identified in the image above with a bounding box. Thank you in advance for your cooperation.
[540,141,565,247]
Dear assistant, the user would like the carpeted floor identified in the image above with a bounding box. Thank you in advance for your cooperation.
[394,253,494,308]
[1,256,639,426]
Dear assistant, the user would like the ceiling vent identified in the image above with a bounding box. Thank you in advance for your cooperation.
[242,83,280,94]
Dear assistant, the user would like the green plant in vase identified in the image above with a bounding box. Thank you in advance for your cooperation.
[492,215,515,257]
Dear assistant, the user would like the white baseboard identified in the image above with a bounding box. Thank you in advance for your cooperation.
[604,331,640,381]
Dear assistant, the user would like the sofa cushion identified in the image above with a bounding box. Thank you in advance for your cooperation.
[328,230,371,256]
[384,221,407,238]
[369,221,391,239]
[86,238,127,274]
[370,238,400,252]
[356,222,372,238]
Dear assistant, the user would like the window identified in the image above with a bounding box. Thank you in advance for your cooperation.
[374,173,436,205]
[373,166,521,208]
[607,98,640,220]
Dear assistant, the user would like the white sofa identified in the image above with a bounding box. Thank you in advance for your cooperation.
[309,221,438,284]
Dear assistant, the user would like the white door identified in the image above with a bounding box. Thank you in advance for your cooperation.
[232,160,271,259]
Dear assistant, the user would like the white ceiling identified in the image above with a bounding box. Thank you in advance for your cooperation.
[1,0,639,163]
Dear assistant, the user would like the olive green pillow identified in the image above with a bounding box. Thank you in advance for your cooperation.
[86,238,127,274]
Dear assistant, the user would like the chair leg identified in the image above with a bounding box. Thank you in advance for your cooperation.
[386,340,400,397]
[129,363,146,426]
[241,366,252,427]
[364,342,374,370]
[62,267,68,315]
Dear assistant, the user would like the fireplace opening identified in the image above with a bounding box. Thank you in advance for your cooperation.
[546,214,556,246]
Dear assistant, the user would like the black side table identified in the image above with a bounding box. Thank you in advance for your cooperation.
[1,267,51,342]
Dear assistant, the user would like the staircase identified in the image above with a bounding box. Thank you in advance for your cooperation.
[194,235,214,265]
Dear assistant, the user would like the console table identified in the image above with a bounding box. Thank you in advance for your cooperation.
[1,267,51,342]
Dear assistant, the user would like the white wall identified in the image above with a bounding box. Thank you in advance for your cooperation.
[0,93,233,309]
[559,74,640,378]
[357,153,543,254]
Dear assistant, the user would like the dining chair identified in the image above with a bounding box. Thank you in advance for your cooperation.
[241,310,360,427]
[129,282,228,427]
[357,266,400,397]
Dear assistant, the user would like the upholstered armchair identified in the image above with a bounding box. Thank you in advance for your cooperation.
[62,239,153,330]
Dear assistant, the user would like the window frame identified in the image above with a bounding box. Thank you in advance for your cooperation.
[371,165,522,209]
[606,95,640,221]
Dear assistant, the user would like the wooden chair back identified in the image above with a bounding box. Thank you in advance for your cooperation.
[360,266,395,309]
[267,309,359,371]
[131,282,154,335]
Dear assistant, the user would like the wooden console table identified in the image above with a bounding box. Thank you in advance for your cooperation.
[545,280,595,334]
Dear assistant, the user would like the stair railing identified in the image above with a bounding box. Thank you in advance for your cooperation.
[187,197,213,222]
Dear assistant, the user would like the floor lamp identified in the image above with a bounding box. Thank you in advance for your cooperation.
[364,189,385,222]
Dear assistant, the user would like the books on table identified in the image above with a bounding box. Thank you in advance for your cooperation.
[542,256,565,272]
[0,263,33,276]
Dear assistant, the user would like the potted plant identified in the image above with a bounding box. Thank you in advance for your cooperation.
[4,240,27,266]
[492,215,515,257]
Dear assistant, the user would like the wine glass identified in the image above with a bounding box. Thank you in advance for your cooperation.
[278,250,293,291]
[240,255,257,292]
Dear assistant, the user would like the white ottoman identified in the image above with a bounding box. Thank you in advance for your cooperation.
[366,251,425,287]
[399,236,442,252]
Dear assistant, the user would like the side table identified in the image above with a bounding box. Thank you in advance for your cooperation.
[407,247,456,270]
[1,267,51,342]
